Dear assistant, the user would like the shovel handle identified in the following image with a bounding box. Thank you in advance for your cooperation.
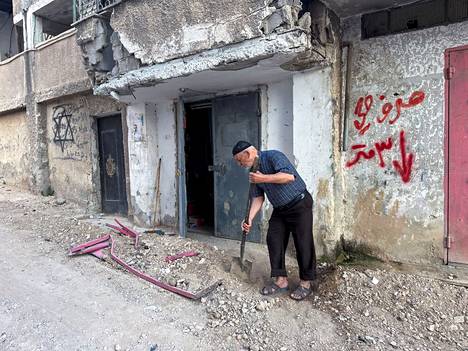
[240,156,259,264]
[242,156,260,226]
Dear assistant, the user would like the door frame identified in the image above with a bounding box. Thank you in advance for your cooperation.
[176,87,264,239]
[93,111,130,216]
[444,44,468,264]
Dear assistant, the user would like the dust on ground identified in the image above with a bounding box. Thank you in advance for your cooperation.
[0,184,467,351]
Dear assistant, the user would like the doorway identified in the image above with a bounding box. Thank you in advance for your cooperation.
[182,92,262,242]
[184,102,215,233]
[445,44,468,264]
[97,115,128,214]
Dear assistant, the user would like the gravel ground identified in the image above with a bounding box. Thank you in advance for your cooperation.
[0,184,467,351]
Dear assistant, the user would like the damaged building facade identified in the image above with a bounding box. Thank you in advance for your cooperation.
[0,0,127,211]
[1,0,467,267]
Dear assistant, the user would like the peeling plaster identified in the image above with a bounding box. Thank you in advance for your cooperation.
[126,101,177,227]
[110,0,273,65]
[0,111,29,188]
[341,18,468,262]
[95,30,310,95]
[293,67,335,257]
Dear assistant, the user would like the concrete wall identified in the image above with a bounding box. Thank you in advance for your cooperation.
[0,110,29,187]
[0,53,25,111]
[124,74,336,247]
[342,18,468,263]
[264,79,294,161]
[155,101,178,226]
[292,68,335,257]
[34,31,91,102]
[126,102,178,227]
[261,75,336,256]
[110,0,308,66]
[47,94,123,209]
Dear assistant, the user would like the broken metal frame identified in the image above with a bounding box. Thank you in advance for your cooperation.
[73,0,123,23]
[69,223,221,300]
[165,250,199,263]
[106,218,139,248]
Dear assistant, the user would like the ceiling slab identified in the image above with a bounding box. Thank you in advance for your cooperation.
[35,0,73,26]
[321,0,420,18]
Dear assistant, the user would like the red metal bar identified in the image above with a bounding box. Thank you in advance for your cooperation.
[106,223,132,237]
[77,241,110,255]
[114,218,140,248]
[108,236,220,299]
[90,249,106,260]
[114,218,137,237]
[69,234,110,254]
[165,250,199,263]
[69,233,221,300]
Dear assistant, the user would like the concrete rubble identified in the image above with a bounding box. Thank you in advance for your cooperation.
[0,184,467,350]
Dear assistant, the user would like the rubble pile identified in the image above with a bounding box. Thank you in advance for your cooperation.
[0,184,467,351]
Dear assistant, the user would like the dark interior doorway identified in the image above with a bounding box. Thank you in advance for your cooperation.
[184,102,214,233]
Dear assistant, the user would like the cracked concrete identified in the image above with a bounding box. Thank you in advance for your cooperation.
[95,30,310,96]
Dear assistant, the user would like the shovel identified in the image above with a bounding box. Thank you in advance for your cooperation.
[229,157,259,279]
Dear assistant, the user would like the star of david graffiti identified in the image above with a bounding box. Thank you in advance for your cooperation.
[52,105,74,152]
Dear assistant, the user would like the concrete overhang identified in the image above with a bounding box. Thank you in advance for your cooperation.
[321,0,421,17]
[96,29,320,104]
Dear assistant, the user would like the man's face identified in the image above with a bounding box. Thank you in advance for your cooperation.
[234,150,252,168]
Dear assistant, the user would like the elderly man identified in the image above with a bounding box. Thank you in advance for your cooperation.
[232,140,317,301]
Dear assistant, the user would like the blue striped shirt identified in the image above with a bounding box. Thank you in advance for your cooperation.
[251,150,307,208]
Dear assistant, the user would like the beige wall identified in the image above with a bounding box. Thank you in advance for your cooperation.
[35,32,91,101]
[47,94,123,209]
[0,32,91,114]
[0,110,29,188]
[0,54,25,112]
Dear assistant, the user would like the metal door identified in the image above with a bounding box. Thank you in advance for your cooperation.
[446,45,468,264]
[212,93,261,242]
[98,115,128,214]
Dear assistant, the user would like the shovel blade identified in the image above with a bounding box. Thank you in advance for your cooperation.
[230,257,253,281]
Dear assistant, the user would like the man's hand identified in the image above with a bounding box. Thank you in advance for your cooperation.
[249,171,268,184]
[241,219,252,234]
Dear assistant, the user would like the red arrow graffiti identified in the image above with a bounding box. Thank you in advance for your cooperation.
[392,130,414,183]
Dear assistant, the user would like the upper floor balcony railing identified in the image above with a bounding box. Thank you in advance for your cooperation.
[73,0,123,22]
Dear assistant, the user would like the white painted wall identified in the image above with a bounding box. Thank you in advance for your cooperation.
[127,101,178,227]
[126,74,334,237]
[265,79,294,161]
[292,68,333,198]
[127,103,158,224]
[155,101,178,226]
[341,17,468,262]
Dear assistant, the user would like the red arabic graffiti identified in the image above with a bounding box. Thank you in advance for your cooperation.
[374,137,393,168]
[392,130,414,183]
[346,90,424,183]
[353,91,425,134]
[346,130,414,183]
[353,95,372,135]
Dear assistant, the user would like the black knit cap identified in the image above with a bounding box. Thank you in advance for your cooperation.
[232,140,252,156]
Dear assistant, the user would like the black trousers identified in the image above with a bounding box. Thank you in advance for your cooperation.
[266,191,317,281]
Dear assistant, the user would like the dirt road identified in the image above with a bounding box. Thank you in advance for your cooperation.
[0,185,466,351]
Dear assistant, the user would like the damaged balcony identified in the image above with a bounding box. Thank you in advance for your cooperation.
[73,0,337,98]
[21,0,91,103]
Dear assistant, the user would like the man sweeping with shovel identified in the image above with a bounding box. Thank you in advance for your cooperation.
[232,141,317,301]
